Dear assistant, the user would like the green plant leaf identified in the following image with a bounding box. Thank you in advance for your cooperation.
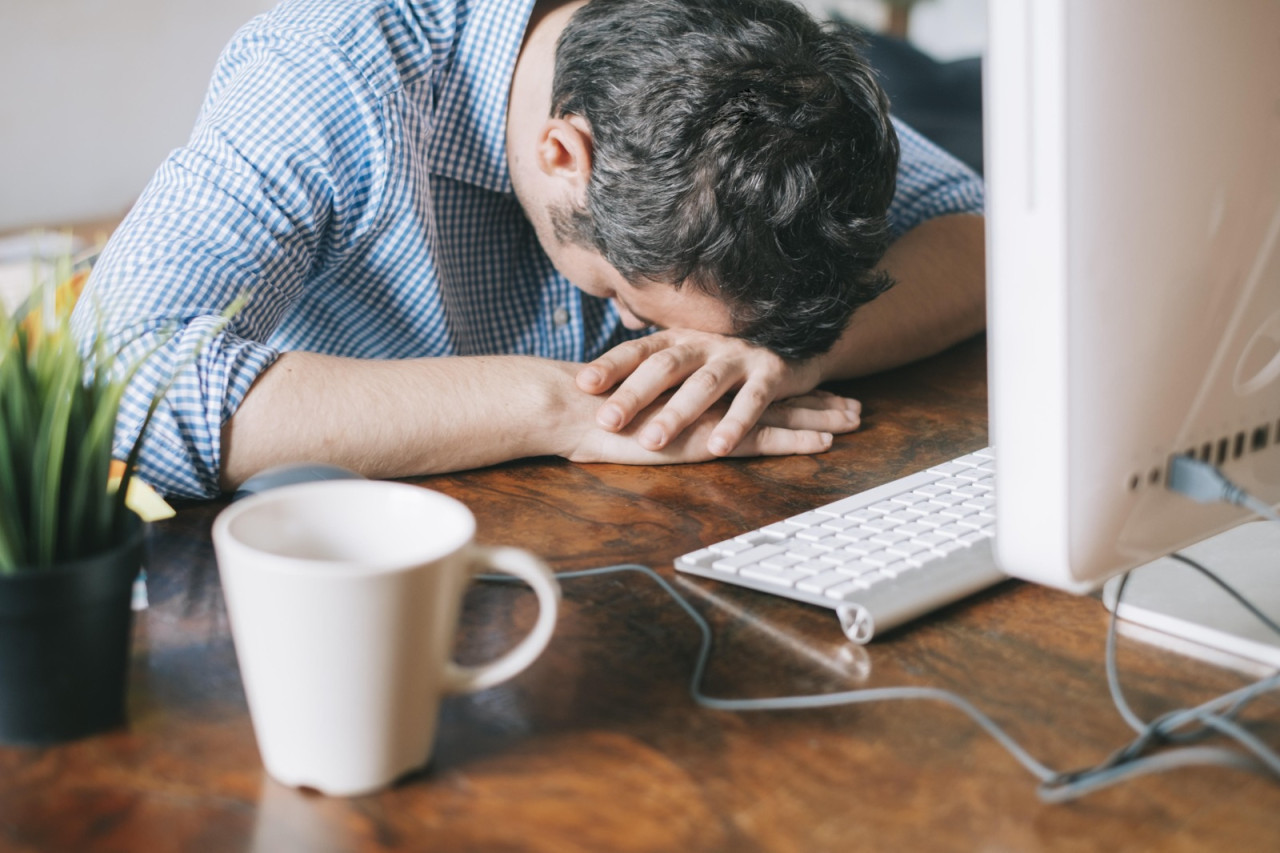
[2,258,247,569]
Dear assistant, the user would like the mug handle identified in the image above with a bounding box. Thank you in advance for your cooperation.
[442,546,561,694]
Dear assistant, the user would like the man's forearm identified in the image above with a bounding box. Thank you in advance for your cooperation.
[219,352,585,490]
[814,213,986,381]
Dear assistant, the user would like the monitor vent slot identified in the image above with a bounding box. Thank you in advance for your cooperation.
[1127,420,1280,492]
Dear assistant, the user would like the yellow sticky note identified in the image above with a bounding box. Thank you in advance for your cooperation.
[108,460,175,522]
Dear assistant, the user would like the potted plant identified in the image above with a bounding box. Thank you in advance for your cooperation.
[0,258,236,744]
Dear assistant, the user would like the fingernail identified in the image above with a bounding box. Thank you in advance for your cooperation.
[708,436,730,456]
[580,367,606,389]
[598,405,623,430]
[641,424,666,449]
[820,432,834,448]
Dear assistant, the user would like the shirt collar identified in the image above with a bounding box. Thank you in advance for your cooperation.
[426,0,537,194]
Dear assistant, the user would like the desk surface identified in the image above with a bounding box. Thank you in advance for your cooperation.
[2,337,1277,852]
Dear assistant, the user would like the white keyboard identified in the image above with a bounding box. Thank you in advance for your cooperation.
[674,448,1006,643]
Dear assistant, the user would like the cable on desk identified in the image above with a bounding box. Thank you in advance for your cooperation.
[479,461,1280,802]
[1097,562,1280,780]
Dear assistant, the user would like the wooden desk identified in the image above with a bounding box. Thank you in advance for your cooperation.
[1,337,1277,851]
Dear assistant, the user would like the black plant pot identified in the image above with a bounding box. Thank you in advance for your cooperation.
[0,513,144,745]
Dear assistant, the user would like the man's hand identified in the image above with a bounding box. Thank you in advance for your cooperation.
[566,390,860,465]
[569,213,987,460]
[221,352,854,490]
[575,328,844,456]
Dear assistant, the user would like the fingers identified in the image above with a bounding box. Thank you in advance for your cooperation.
[723,394,861,457]
[728,425,836,458]
[711,391,861,457]
[574,330,848,459]
[575,334,669,396]
[565,390,863,465]
[634,363,742,450]
[704,378,777,456]
[756,392,862,431]
[586,334,737,438]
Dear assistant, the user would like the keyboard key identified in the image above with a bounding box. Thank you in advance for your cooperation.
[826,579,873,599]
[880,560,914,577]
[815,493,889,517]
[834,527,877,543]
[674,446,1004,643]
[797,570,853,593]
[680,548,718,569]
[712,543,788,572]
[708,539,754,555]
[894,522,933,537]
[930,461,975,475]
[835,571,891,595]
[760,521,802,537]
[869,530,911,547]
[887,540,931,559]
[739,530,779,545]
[886,510,922,525]
[833,559,880,577]
[785,542,828,560]
[740,564,807,586]
[761,553,803,570]
[843,509,881,524]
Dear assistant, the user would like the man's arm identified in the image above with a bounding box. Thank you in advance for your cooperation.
[219,351,862,490]
[811,213,985,381]
[575,212,986,454]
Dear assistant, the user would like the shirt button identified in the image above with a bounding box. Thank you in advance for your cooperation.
[552,306,570,328]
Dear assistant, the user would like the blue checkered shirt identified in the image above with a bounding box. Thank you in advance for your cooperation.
[79,0,984,499]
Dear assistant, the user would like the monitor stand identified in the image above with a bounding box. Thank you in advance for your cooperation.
[1103,521,1280,677]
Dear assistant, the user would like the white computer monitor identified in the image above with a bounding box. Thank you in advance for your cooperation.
[984,0,1280,593]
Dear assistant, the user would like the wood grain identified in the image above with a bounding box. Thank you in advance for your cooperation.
[2,336,1277,852]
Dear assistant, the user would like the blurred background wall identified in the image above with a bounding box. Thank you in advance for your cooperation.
[0,0,984,233]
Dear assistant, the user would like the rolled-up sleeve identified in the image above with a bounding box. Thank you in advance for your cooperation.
[74,20,391,498]
[887,118,985,238]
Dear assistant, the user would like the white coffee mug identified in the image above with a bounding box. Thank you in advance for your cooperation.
[212,480,559,797]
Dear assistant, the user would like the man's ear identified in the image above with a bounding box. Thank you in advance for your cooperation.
[535,114,593,198]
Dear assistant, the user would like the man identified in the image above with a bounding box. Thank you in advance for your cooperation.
[77,0,985,499]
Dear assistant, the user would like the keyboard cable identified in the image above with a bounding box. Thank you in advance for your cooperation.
[479,457,1280,802]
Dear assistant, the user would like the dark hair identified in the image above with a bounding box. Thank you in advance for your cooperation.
[551,0,899,359]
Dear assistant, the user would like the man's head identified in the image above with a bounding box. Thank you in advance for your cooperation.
[513,0,899,359]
